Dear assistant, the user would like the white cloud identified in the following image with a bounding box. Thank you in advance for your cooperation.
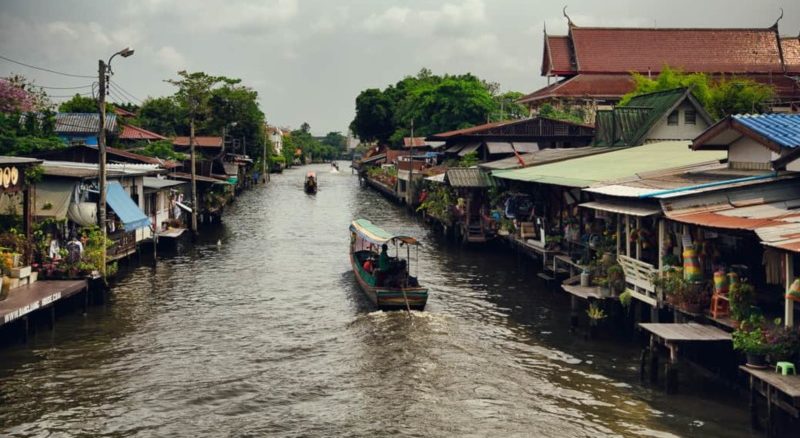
[363,0,486,36]
[155,46,187,72]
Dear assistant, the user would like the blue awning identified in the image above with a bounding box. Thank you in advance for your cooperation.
[106,181,151,231]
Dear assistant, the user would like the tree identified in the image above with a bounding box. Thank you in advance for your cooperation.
[619,66,775,120]
[321,131,347,154]
[492,91,529,120]
[59,94,98,113]
[350,88,395,144]
[136,139,186,161]
[166,70,233,234]
[138,97,185,136]
[207,82,265,158]
[1,75,52,113]
[539,103,585,124]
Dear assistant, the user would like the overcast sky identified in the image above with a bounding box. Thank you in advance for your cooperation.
[1,0,798,135]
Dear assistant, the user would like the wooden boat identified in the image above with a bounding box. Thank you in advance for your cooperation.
[304,172,317,194]
[349,219,428,310]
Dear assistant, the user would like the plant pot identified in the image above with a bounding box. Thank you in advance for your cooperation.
[598,286,611,298]
[745,353,768,369]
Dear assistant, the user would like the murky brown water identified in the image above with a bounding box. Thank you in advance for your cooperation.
[0,163,757,437]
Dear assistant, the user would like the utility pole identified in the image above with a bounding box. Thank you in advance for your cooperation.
[263,124,268,183]
[408,119,414,206]
[97,59,108,278]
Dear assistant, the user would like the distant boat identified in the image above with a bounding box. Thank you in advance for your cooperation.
[330,162,340,173]
[349,219,428,310]
[304,172,317,194]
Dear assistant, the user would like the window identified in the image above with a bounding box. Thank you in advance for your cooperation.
[684,110,697,125]
[667,110,679,126]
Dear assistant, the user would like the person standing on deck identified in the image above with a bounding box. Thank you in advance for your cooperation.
[378,244,390,272]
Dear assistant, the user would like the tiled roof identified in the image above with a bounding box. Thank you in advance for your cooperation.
[781,37,800,73]
[519,74,636,104]
[543,35,574,75]
[569,27,785,74]
[733,114,800,149]
[113,107,136,117]
[120,124,167,141]
[173,136,223,148]
[55,113,117,134]
[403,137,427,147]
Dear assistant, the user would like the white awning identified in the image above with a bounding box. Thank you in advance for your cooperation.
[580,201,661,217]
[34,180,76,219]
[425,173,446,183]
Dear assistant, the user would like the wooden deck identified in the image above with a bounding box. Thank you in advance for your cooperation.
[639,323,732,342]
[639,323,731,394]
[0,280,89,327]
[740,365,800,435]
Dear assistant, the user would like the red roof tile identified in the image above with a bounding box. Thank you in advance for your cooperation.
[173,136,223,148]
[568,27,784,74]
[113,107,136,117]
[544,36,574,75]
[782,37,800,73]
[120,124,167,141]
[519,74,636,104]
[403,137,427,147]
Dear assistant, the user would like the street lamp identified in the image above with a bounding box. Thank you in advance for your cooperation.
[98,47,134,279]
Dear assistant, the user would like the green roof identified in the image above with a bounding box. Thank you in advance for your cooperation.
[350,219,418,245]
[491,141,726,188]
[594,88,711,147]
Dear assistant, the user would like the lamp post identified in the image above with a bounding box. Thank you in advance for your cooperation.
[98,47,134,278]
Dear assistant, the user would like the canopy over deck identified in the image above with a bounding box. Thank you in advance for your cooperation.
[350,219,418,246]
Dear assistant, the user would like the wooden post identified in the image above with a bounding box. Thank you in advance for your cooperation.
[665,343,679,394]
[635,217,642,260]
[625,216,631,257]
[570,295,579,331]
[658,219,665,272]
[649,335,659,383]
[785,251,794,328]
[616,214,621,256]
[749,376,760,430]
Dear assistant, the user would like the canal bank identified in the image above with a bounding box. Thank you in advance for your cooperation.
[1,163,760,437]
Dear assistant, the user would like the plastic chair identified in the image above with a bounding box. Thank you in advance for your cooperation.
[776,362,796,376]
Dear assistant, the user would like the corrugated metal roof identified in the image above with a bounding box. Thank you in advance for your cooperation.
[732,114,800,149]
[0,156,41,165]
[457,143,481,157]
[445,168,493,188]
[486,142,514,154]
[120,124,167,141]
[173,136,223,148]
[479,146,615,171]
[580,201,661,217]
[492,141,725,188]
[143,177,185,190]
[55,113,117,134]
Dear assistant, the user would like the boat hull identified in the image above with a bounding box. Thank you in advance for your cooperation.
[350,252,428,311]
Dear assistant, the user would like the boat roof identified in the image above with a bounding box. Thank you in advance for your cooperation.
[350,219,418,245]
[307,172,316,177]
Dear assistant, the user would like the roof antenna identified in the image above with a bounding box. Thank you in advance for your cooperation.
[771,7,783,28]
[543,21,547,35]
[562,6,574,27]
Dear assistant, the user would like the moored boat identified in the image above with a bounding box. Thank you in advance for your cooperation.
[349,219,428,310]
[304,172,317,194]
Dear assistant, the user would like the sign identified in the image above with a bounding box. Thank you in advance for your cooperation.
[0,166,21,192]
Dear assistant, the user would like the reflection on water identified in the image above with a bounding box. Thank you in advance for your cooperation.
[0,163,755,437]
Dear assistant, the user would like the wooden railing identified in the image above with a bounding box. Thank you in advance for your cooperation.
[618,254,659,306]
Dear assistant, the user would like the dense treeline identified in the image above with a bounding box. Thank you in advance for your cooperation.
[350,68,527,147]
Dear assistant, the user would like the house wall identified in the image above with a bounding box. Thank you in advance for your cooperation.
[646,102,709,142]
[729,136,777,170]
[142,190,172,240]
[58,134,98,146]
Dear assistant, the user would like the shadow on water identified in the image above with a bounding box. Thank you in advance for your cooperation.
[0,162,761,437]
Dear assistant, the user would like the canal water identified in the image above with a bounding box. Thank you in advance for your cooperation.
[1,163,757,437]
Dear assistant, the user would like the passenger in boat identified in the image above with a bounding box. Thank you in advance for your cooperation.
[363,258,374,273]
[378,244,390,272]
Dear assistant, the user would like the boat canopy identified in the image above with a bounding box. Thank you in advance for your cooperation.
[350,219,418,246]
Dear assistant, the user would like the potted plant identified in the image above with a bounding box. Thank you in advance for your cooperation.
[653,268,709,314]
[1,251,13,301]
[765,319,800,364]
[586,303,607,339]
[733,315,770,368]
[619,289,633,310]
[606,264,625,295]
[729,282,755,323]
[593,276,611,298]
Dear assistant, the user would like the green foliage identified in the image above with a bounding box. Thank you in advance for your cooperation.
[0,111,65,156]
[416,184,455,223]
[321,131,347,154]
[137,139,187,161]
[207,82,266,158]
[729,281,756,322]
[287,124,338,162]
[538,103,585,124]
[619,289,633,308]
[732,314,770,355]
[58,94,99,113]
[491,91,529,121]
[587,303,607,320]
[351,68,526,147]
[458,152,480,167]
[24,164,44,184]
[619,66,775,120]
[138,96,185,136]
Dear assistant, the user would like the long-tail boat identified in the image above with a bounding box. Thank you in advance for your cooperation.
[304,172,317,194]
[349,219,428,310]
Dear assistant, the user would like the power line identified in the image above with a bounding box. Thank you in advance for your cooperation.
[0,53,95,79]
[48,92,93,98]
[109,80,143,104]
[36,84,94,90]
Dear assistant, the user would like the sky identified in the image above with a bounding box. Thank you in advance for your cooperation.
[1,0,798,135]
